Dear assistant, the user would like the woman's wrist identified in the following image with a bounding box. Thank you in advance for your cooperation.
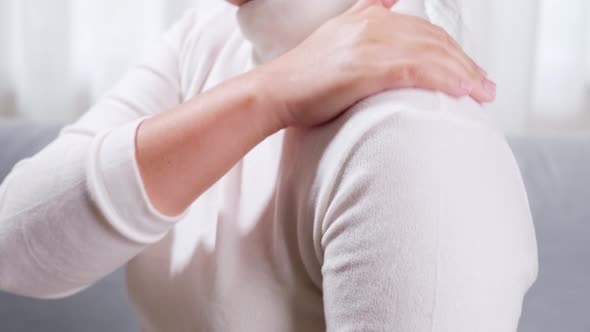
[245,66,299,132]
[241,69,289,134]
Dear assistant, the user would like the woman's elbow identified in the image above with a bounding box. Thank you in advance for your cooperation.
[0,188,91,300]
[0,274,87,300]
[0,233,88,300]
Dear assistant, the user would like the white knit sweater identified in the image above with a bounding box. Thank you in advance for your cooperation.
[0,2,538,331]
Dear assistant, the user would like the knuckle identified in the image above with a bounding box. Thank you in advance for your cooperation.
[421,43,447,59]
[396,63,419,86]
[448,77,465,97]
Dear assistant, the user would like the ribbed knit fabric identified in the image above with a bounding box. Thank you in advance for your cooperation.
[0,2,537,331]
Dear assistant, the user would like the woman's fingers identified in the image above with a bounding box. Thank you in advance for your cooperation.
[428,25,483,82]
[394,62,474,99]
[417,41,496,103]
[355,6,492,102]
[395,15,483,83]
[387,14,495,103]
[382,53,495,104]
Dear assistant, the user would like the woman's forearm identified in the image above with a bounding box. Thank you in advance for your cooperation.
[136,71,281,216]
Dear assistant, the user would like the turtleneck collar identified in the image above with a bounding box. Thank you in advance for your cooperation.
[236,0,428,65]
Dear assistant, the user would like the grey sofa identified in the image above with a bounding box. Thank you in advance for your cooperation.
[0,120,589,332]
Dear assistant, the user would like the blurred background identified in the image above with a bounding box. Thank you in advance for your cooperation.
[0,0,588,135]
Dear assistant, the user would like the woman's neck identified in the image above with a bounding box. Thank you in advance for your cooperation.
[237,0,428,65]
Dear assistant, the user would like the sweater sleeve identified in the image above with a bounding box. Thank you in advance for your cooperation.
[319,105,539,331]
[0,10,198,299]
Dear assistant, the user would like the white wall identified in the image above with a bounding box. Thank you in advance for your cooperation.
[462,0,590,133]
[10,0,74,122]
[461,0,540,133]
[531,0,590,129]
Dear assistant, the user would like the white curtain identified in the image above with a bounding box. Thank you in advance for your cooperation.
[461,0,590,133]
[0,0,589,134]
[0,0,195,123]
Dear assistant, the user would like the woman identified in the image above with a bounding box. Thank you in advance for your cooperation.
[0,0,538,330]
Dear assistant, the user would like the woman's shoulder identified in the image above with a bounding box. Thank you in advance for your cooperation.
[345,89,499,138]
[278,89,524,247]
[284,89,516,203]
[296,89,505,165]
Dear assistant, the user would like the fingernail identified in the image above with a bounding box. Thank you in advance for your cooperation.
[460,80,473,96]
[483,79,496,98]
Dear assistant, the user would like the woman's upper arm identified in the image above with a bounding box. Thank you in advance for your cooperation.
[319,109,538,331]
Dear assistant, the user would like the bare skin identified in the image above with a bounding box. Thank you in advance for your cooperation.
[136,0,497,216]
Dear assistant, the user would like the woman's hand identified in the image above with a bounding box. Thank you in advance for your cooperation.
[135,0,496,217]
[255,0,495,129]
